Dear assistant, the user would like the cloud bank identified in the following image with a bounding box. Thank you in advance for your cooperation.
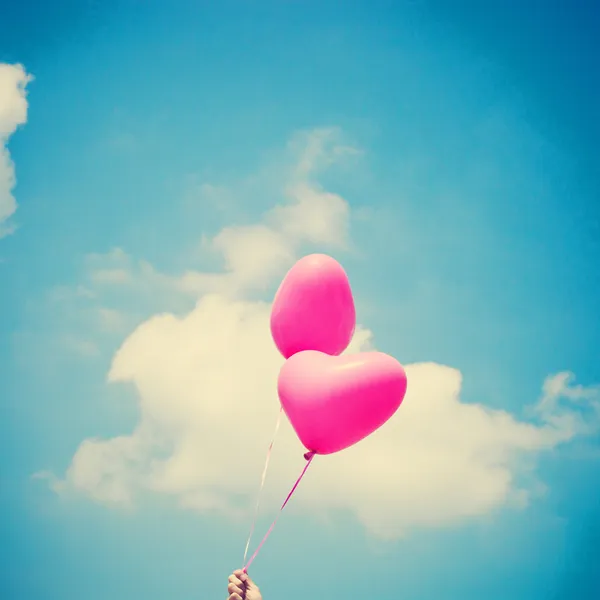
[44,129,600,538]
[0,63,32,237]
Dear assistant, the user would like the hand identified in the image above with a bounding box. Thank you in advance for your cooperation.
[227,569,262,600]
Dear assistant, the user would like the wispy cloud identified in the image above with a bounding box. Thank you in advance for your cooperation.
[0,63,32,238]
[34,127,600,539]
[37,128,356,337]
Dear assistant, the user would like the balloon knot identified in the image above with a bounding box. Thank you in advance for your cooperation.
[304,451,315,461]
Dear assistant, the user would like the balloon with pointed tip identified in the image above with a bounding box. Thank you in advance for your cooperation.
[270,254,356,359]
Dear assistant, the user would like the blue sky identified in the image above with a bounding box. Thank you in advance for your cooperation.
[1,1,599,599]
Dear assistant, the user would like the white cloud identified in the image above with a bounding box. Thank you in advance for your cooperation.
[0,63,32,237]
[42,128,600,538]
[69,129,352,302]
[289,127,361,179]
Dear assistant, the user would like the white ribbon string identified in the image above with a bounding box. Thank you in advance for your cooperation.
[242,405,283,566]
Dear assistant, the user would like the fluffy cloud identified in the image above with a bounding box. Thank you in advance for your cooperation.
[46,128,600,538]
[0,63,32,237]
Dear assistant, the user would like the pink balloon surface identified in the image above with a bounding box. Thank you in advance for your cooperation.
[270,254,356,359]
[278,350,407,455]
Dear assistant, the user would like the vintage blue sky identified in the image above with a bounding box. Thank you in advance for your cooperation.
[1,1,599,599]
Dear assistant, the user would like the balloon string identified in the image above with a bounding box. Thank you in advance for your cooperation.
[243,451,315,573]
[242,405,283,567]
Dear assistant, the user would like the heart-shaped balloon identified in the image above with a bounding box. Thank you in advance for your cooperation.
[270,254,356,359]
[278,350,407,455]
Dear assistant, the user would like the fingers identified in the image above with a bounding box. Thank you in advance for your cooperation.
[229,570,249,587]
[232,569,247,582]
[228,572,246,599]
[228,581,244,594]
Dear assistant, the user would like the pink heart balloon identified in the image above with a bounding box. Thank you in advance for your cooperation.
[278,350,407,455]
[270,254,356,359]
